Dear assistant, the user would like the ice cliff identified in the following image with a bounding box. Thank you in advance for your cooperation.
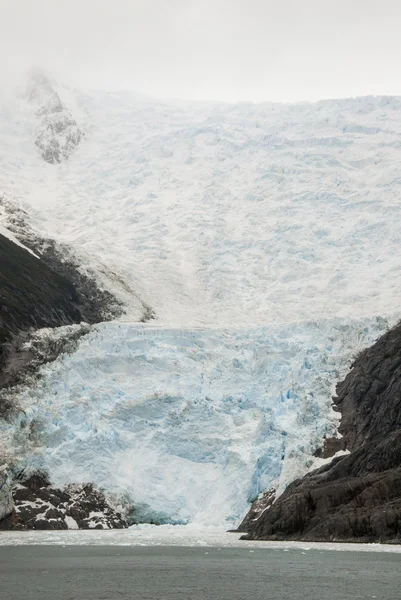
[1,318,392,526]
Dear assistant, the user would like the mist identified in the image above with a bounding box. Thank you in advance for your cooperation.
[1,0,401,102]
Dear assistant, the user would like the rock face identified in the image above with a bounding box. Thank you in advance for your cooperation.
[0,473,127,530]
[28,69,83,164]
[0,235,77,402]
[0,233,82,336]
[241,323,401,543]
[0,233,83,399]
[237,488,276,533]
[0,231,122,398]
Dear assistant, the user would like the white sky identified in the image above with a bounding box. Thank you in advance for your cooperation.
[1,0,401,102]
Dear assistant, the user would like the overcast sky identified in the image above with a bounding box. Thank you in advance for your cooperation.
[1,0,401,102]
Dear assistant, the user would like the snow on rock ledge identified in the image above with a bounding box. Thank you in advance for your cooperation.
[27,69,83,164]
[0,467,14,521]
[0,473,127,530]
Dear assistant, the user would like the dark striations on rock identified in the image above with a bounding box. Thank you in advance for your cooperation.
[0,232,120,400]
[241,322,401,543]
[0,234,85,397]
[0,473,127,530]
[0,234,82,335]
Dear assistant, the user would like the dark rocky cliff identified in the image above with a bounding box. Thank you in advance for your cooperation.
[241,322,401,543]
[0,234,83,393]
[0,232,119,395]
[0,234,82,335]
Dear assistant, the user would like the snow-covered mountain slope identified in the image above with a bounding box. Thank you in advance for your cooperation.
[2,84,401,325]
[1,76,401,527]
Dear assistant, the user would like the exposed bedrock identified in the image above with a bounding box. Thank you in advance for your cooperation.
[241,322,401,543]
[1,233,82,335]
[0,232,121,397]
[0,473,127,530]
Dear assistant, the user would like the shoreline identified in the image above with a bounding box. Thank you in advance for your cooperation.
[1,525,401,552]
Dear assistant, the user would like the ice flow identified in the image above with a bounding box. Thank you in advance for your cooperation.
[6,317,390,526]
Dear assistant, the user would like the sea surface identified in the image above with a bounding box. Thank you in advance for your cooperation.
[1,544,400,600]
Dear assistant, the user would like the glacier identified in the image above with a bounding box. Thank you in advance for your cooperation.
[1,77,401,527]
[2,317,392,526]
[2,88,401,326]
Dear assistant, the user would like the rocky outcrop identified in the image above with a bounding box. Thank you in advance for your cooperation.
[237,488,276,533]
[0,225,125,389]
[0,233,82,335]
[0,232,82,403]
[241,322,401,543]
[28,69,83,164]
[0,473,127,530]
[0,232,120,404]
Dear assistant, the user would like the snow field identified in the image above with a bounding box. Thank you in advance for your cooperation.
[2,90,401,325]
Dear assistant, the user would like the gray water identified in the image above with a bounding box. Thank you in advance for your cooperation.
[0,545,400,600]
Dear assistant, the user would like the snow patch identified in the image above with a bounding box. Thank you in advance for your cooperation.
[64,516,78,529]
